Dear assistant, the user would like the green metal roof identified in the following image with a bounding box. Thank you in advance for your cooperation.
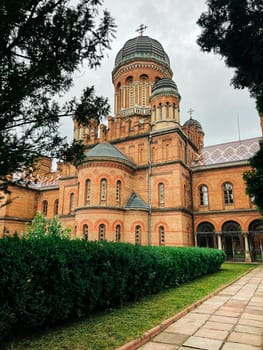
[125,192,148,210]
[85,142,135,167]
[151,77,180,100]
[114,35,170,70]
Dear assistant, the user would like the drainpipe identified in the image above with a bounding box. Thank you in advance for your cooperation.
[148,133,152,245]
[186,140,196,247]
[189,168,196,247]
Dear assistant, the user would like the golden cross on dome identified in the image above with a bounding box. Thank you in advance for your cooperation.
[136,24,147,36]
[187,108,194,119]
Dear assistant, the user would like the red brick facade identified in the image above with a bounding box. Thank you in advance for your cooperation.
[1,35,262,261]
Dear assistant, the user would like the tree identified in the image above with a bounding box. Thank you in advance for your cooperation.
[197,0,263,214]
[23,212,71,239]
[243,146,263,214]
[197,0,263,113]
[0,0,115,197]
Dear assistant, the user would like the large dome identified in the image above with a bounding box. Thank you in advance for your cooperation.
[114,35,170,69]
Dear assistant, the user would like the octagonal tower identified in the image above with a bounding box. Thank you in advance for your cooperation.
[112,35,174,118]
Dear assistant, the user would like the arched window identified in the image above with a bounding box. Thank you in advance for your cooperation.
[100,179,107,202]
[199,185,208,206]
[99,224,105,241]
[116,180,121,203]
[159,226,165,245]
[42,200,48,216]
[222,221,241,233]
[69,193,75,214]
[197,222,215,248]
[83,224,88,241]
[85,179,91,204]
[158,183,165,206]
[135,225,141,244]
[54,199,59,216]
[223,182,234,204]
[116,225,121,242]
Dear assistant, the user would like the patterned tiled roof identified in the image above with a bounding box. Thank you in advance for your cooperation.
[125,192,148,210]
[200,137,260,165]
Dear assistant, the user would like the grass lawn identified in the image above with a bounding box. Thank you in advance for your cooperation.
[4,262,256,350]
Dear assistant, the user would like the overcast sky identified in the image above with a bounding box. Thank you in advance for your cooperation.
[61,0,261,147]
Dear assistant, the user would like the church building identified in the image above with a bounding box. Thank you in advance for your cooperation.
[1,32,263,262]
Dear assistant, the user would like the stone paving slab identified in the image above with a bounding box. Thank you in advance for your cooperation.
[183,336,223,350]
[153,332,188,346]
[221,342,262,350]
[202,321,234,331]
[227,331,263,346]
[194,327,229,340]
[124,265,263,350]
[139,342,179,350]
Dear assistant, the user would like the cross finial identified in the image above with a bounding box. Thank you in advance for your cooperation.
[136,24,147,36]
[187,108,194,119]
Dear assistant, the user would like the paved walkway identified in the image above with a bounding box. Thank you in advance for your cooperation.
[122,265,263,350]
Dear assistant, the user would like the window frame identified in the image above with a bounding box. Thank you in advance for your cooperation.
[135,225,141,245]
[83,224,88,241]
[199,184,209,206]
[54,199,59,216]
[223,182,234,204]
[42,200,48,216]
[159,226,165,246]
[158,182,165,206]
[100,178,107,203]
[99,223,105,241]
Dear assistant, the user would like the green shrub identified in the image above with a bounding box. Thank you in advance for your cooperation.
[0,237,225,341]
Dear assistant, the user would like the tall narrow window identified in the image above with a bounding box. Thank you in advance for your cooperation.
[199,185,208,206]
[128,78,134,107]
[159,226,165,245]
[223,182,234,204]
[42,200,48,216]
[69,193,75,214]
[100,179,107,202]
[54,199,59,216]
[151,146,156,162]
[141,76,148,106]
[99,224,105,241]
[116,225,121,242]
[158,183,165,206]
[116,180,121,203]
[85,179,91,204]
[139,146,144,162]
[135,225,141,244]
[83,224,88,241]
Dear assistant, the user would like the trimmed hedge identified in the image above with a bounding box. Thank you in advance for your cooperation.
[0,236,225,340]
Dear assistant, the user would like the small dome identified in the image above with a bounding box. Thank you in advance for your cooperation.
[183,118,203,132]
[114,35,170,70]
[84,142,135,168]
[151,77,180,100]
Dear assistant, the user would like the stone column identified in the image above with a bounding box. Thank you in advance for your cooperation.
[217,233,222,250]
[243,232,252,262]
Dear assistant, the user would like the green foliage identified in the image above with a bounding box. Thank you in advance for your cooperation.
[243,146,263,214]
[0,0,116,197]
[23,213,71,239]
[0,238,225,341]
[197,0,263,113]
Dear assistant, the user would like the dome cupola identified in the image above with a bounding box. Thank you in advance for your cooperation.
[151,77,181,100]
[114,35,170,72]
